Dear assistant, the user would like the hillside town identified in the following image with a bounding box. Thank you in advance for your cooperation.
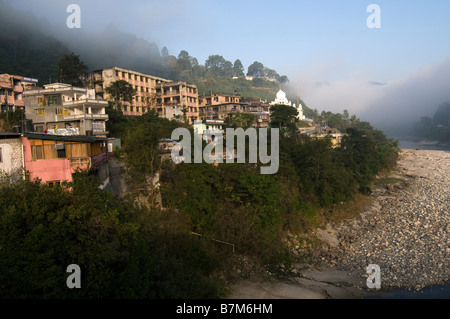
[0,68,344,191]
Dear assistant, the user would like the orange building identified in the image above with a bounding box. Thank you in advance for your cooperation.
[88,67,199,123]
[0,74,38,112]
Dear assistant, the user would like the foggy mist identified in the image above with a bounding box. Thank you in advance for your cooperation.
[291,57,450,137]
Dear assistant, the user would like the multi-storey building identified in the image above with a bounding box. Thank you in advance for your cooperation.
[88,67,199,123]
[0,132,110,188]
[198,94,270,127]
[155,81,199,124]
[88,66,170,116]
[199,93,241,107]
[0,74,38,112]
[24,83,109,137]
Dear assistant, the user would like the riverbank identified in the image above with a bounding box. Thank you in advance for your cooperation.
[227,149,449,299]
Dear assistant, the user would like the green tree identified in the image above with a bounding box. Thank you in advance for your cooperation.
[247,61,264,77]
[105,80,137,111]
[225,111,255,130]
[233,59,244,77]
[269,104,298,132]
[58,53,88,87]
[205,55,233,77]
[280,75,289,85]
[161,46,169,58]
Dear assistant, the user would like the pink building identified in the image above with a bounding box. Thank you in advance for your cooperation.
[0,74,38,112]
[21,133,109,188]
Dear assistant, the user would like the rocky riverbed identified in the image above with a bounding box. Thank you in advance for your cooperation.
[309,149,449,291]
[228,149,449,298]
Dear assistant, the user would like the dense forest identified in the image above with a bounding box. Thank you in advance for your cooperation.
[413,102,450,143]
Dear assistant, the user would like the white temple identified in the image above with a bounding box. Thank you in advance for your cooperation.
[270,89,304,120]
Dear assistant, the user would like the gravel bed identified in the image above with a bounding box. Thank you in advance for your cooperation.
[304,150,449,291]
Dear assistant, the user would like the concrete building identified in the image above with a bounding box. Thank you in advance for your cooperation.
[24,83,109,137]
[0,132,24,182]
[88,66,171,116]
[0,74,38,112]
[22,132,109,188]
[298,126,347,148]
[199,93,246,120]
[193,119,225,142]
[155,81,199,123]
[88,67,199,123]
[199,94,270,127]
[199,93,241,107]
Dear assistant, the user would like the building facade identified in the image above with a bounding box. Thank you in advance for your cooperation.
[24,83,109,137]
[88,67,199,123]
[193,119,225,142]
[0,132,24,181]
[88,66,171,116]
[155,81,199,123]
[22,132,109,187]
[198,94,270,127]
[0,74,38,112]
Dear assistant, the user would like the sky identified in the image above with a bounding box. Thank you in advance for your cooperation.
[5,0,450,134]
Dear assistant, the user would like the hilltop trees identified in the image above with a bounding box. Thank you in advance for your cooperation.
[58,53,88,87]
[414,102,450,142]
[233,59,245,77]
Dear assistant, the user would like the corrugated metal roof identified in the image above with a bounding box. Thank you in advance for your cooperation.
[23,132,106,143]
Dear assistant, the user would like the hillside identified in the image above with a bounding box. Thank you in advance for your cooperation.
[0,1,315,115]
[0,3,68,83]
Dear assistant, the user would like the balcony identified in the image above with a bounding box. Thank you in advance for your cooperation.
[63,99,108,107]
[70,157,91,169]
[64,113,108,120]
[93,74,103,82]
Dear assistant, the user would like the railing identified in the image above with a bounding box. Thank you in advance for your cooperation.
[64,114,108,120]
[63,99,108,106]
[70,157,91,169]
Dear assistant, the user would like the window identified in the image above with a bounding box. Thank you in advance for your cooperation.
[35,145,43,159]
[47,181,61,187]
[57,148,66,158]
[48,95,58,105]
[35,108,45,116]
[37,96,43,104]
[56,107,63,115]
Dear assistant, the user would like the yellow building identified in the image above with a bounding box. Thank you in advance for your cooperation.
[88,67,171,116]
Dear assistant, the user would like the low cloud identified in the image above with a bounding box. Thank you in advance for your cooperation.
[291,57,450,136]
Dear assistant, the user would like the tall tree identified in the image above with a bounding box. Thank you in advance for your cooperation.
[247,61,264,77]
[105,80,136,110]
[269,104,298,132]
[233,59,244,77]
[161,46,169,58]
[58,53,88,87]
[205,55,231,77]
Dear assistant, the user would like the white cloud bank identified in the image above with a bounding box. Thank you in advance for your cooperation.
[293,57,450,134]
